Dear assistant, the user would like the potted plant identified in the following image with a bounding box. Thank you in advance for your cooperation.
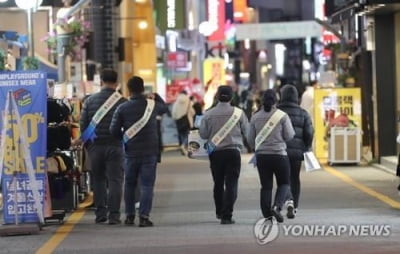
[22,56,40,70]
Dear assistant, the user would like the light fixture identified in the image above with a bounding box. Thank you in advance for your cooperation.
[0,0,9,3]
[15,0,43,10]
[138,20,148,30]
[135,0,147,3]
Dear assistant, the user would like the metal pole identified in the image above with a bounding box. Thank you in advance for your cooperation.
[27,8,34,57]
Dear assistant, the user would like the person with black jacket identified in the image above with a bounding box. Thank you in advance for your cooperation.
[110,76,168,227]
[80,69,127,225]
[277,85,314,219]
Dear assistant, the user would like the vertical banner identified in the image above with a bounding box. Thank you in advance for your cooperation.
[154,0,186,33]
[0,71,47,224]
[314,88,362,158]
[207,0,225,41]
[203,58,226,109]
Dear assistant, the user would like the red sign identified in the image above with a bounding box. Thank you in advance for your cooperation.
[166,79,191,103]
[167,52,188,69]
[207,0,225,41]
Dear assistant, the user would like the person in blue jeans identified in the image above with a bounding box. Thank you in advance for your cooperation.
[110,76,167,227]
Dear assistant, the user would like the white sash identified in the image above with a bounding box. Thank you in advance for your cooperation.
[91,92,123,125]
[210,107,242,147]
[255,109,286,150]
[123,99,155,143]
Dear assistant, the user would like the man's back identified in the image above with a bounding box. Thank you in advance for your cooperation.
[110,94,167,157]
[80,88,126,146]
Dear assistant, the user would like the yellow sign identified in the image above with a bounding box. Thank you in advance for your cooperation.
[314,88,362,158]
[203,58,226,109]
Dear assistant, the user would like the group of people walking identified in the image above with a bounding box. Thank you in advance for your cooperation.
[199,84,314,224]
[80,67,314,226]
[80,69,167,227]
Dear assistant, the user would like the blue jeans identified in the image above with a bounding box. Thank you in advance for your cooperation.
[124,156,157,218]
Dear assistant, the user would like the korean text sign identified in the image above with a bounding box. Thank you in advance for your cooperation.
[0,71,47,224]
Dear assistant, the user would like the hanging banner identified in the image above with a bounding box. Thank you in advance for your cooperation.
[203,58,225,109]
[314,88,362,158]
[0,71,47,224]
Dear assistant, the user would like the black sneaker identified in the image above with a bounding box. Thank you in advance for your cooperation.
[108,218,121,225]
[271,206,284,223]
[95,216,107,224]
[124,215,135,226]
[139,217,154,227]
[220,218,235,225]
[286,201,295,219]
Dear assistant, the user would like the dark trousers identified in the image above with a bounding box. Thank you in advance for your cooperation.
[209,149,241,220]
[256,154,290,218]
[87,145,124,220]
[286,159,302,208]
[124,155,158,218]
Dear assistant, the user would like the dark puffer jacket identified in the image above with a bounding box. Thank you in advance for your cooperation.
[110,94,168,157]
[277,85,314,160]
[80,87,127,146]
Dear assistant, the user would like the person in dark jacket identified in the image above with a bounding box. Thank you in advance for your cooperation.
[110,76,168,227]
[277,85,314,219]
[80,69,127,225]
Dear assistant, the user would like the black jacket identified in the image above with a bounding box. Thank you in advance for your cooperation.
[110,93,168,157]
[80,87,126,146]
[277,85,314,160]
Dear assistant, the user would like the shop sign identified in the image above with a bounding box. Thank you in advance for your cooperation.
[314,88,362,158]
[236,21,322,41]
[166,79,191,103]
[0,71,47,224]
[167,51,188,69]
[233,0,248,23]
[207,0,225,41]
[154,0,186,33]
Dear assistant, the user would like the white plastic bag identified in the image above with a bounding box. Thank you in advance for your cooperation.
[187,130,208,160]
[304,151,321,172]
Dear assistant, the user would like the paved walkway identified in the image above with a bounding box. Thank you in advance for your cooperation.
[1,151,400,254]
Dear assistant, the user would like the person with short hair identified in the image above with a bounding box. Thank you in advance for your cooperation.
[110,76,167,227]
[199,85,249,224]
[247,89,295,223]
[80,68,126,225]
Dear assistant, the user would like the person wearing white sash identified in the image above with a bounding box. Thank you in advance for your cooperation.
[199,86,249,224]
[110,76,167,227]
[247,89,295,223]
[80,69,127,225]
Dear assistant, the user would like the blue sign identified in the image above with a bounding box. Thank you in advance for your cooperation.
[0,71,47,224]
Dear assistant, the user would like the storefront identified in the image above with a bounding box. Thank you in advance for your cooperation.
[326,0,400,160]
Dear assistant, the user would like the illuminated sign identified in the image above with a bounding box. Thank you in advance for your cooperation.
[207,0,225,41]
[167,0,176,28]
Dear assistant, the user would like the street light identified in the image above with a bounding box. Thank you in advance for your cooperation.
[15,0,43,57]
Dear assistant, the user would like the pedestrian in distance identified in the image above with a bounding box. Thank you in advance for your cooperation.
[80,68,127,225]
[277,85,314,219]
[110,76,168,227]
[199,85,249,224]
[172,90,195,155]
[247,89,295,223]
